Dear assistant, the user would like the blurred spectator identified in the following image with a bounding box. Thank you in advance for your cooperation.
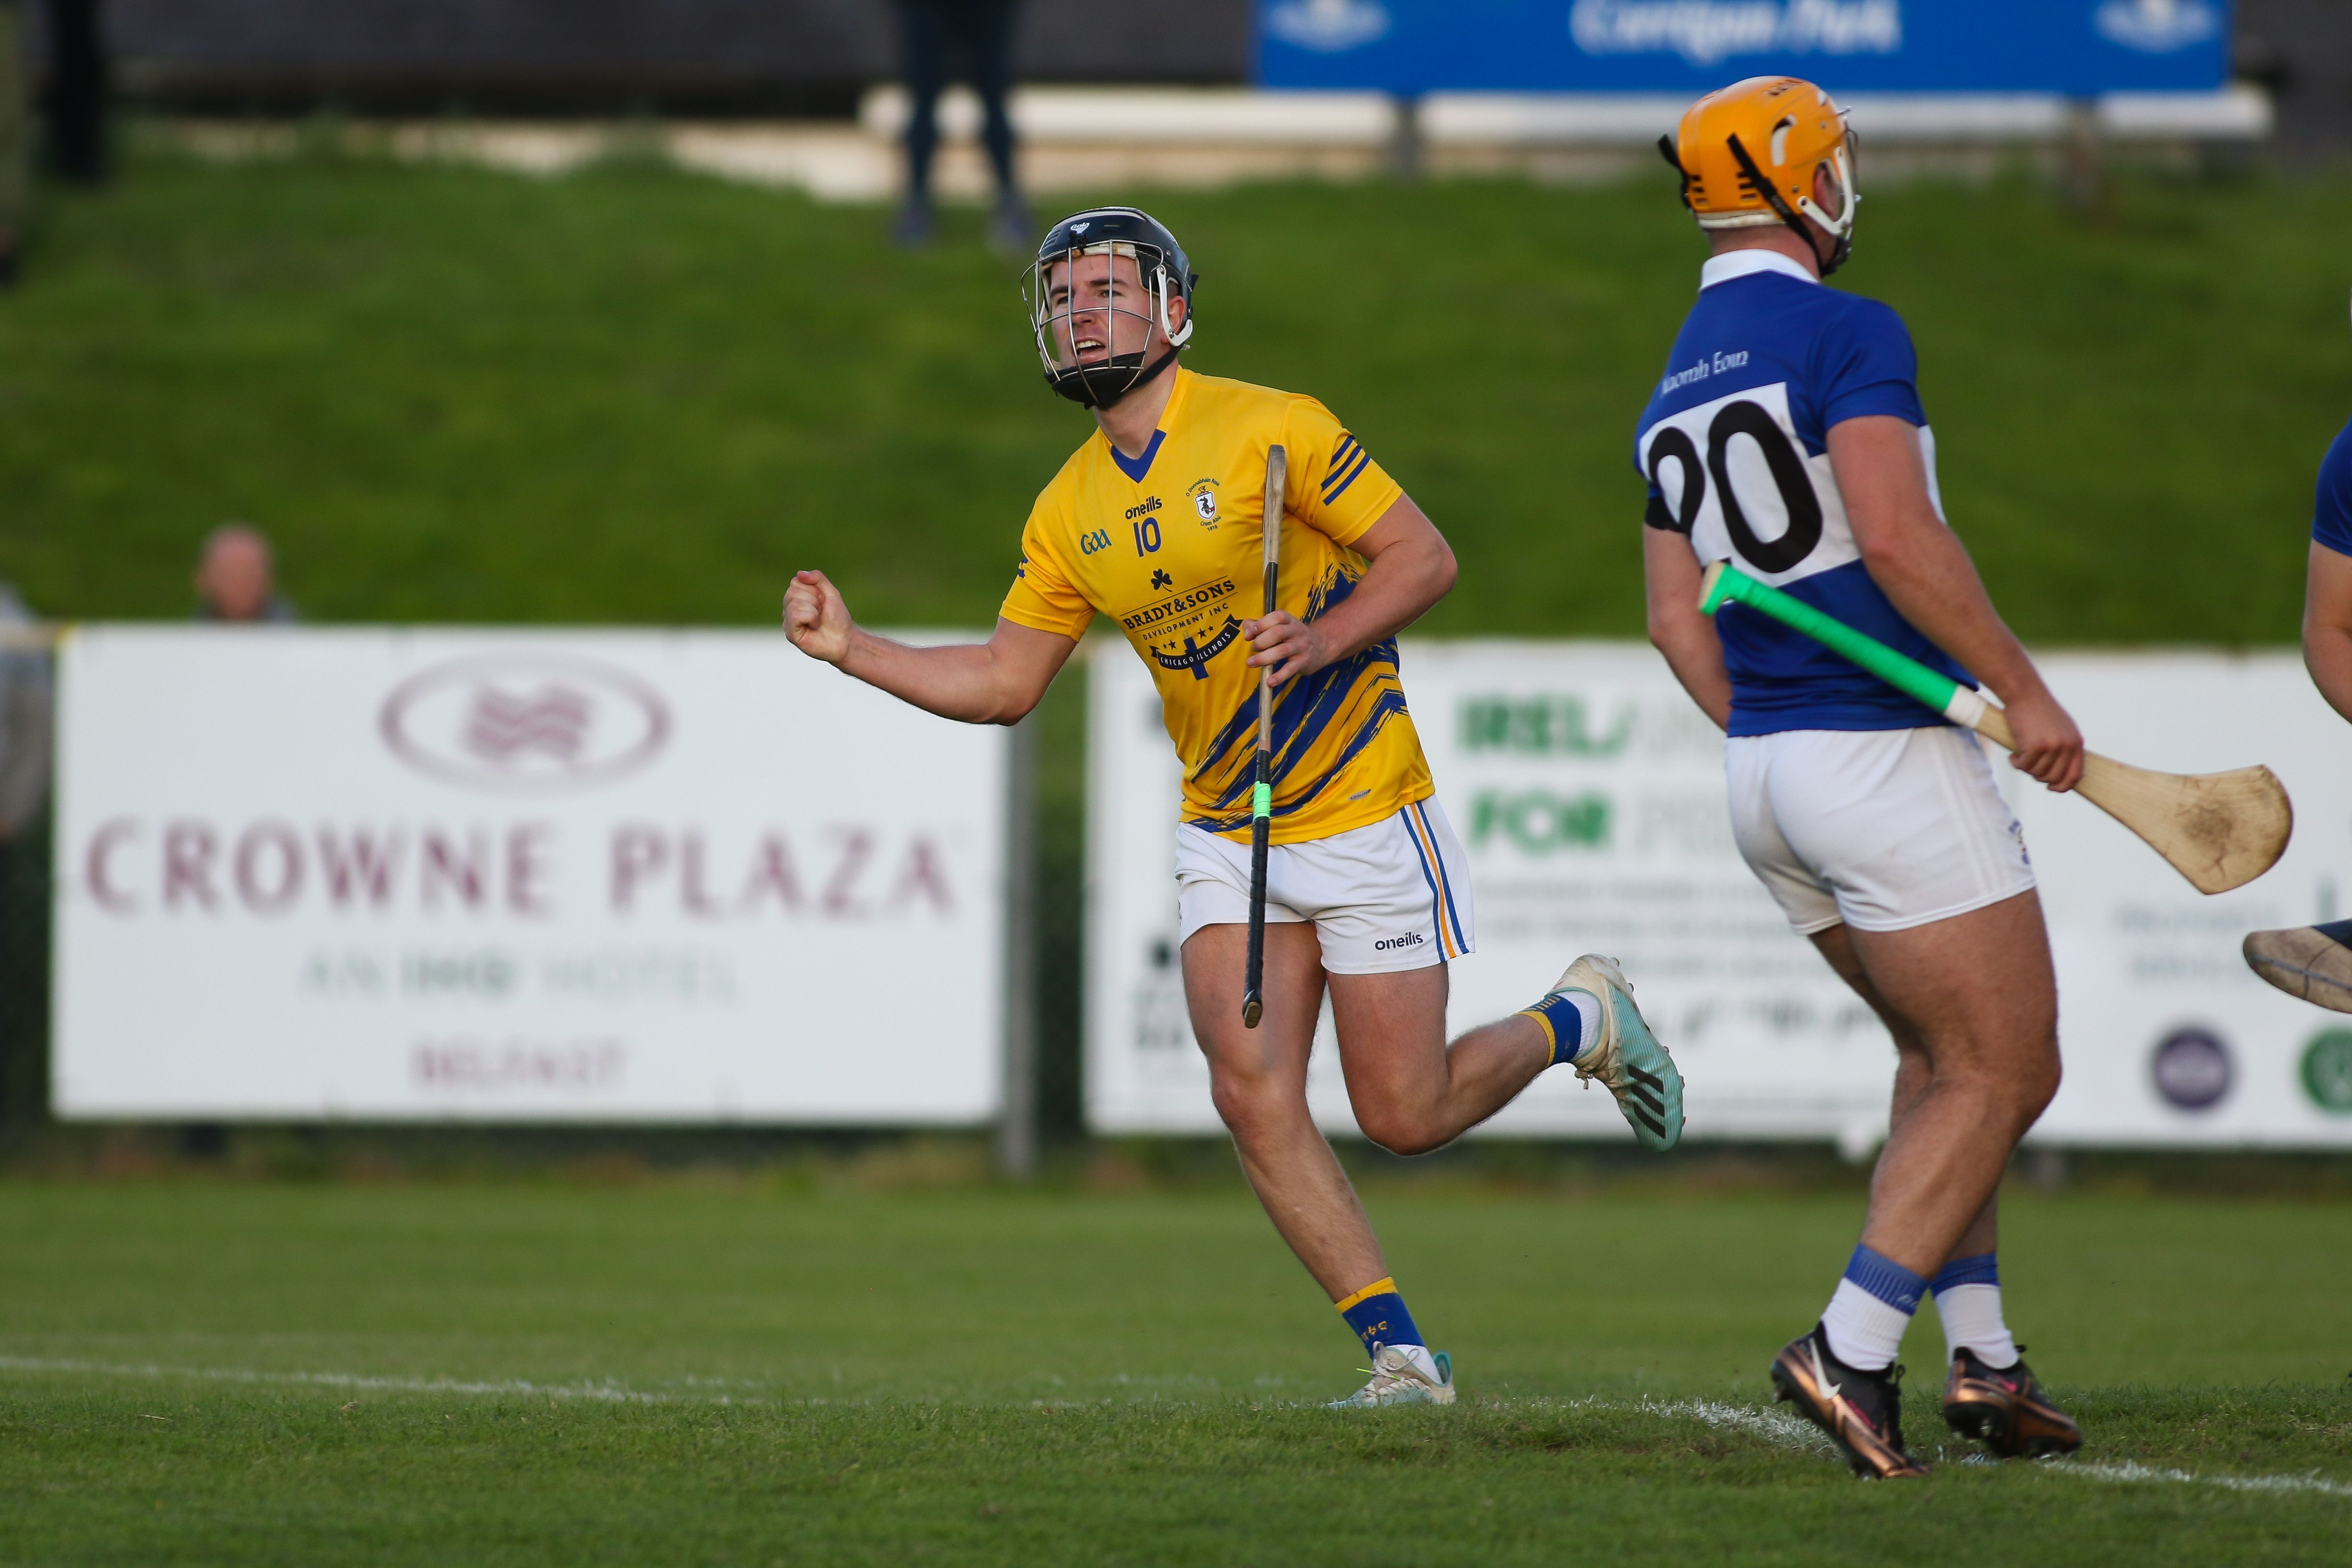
[893,0,1029,253]
[40,0,107,186]
[195,524,297,623]
[0,3,24,284]
[0,582,50,840]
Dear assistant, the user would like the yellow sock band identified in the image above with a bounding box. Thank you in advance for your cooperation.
[1333,1276,1399,1315]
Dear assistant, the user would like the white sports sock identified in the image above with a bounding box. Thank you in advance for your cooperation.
[1556,989,1602,1058]
[1934,1283,2019,1370]
[1821,1278,1912,1371]
[1394,1344,1440,1381]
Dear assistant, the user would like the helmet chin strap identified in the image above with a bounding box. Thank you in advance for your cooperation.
[1048,345,1179,408]
[1723,132,1851,277]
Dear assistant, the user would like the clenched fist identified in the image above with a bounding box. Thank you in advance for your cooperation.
[783,569,853,665]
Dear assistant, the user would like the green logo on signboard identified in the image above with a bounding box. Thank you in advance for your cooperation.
[1469,789,1611,853]
[2301,1030,2352,1114]
[1460,696,1634,758]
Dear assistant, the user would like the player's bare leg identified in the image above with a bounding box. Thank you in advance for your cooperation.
[1182,922,1386,1297]
[1323,964,1549,1158]
[1809,925,2000,1265]
[1796,898,2080,1458]
[1838,891,2059,1274]
[1187,919,1684,1406]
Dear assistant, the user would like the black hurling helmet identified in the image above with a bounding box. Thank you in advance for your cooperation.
[1025,206,1197,407]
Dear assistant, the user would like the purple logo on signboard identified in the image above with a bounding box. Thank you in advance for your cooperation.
[381,654,671,791]
[2149,1025,2233,1112]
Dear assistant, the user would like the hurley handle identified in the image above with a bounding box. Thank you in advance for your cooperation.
[1242,445,1287,1029]
[1696,560,2015,749]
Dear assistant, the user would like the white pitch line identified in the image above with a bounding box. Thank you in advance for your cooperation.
[0,1354,693,1405]
[2056,1459,2352,1500]
[5,1354,2348,1500]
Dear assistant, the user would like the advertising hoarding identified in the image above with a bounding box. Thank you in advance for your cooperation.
[1260,1,2232,98]
[1088,639,2352,1148]
[52,627,1008,1124]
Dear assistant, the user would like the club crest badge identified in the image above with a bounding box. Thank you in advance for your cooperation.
[1187,478,1221,527]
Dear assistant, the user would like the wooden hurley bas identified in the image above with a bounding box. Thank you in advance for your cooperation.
[1696,561,2293,896]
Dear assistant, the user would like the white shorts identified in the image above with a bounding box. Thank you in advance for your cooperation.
[1175,797,1475,974]
[1726,725,2035,936]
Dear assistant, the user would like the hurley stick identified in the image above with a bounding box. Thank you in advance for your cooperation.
[1697,561,2292,895]
[1242,444,1287,1028]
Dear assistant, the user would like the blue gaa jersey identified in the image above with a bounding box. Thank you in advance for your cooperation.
[1636,250,1972,737]
[2315,416,2352,559]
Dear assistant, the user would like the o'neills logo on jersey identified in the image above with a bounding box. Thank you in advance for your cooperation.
[1118,577,1238,633]
[1124,496,1163,521]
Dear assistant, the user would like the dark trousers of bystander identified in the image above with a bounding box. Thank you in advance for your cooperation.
[896,0,1021,215]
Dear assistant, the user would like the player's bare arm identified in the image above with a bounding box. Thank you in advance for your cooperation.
[1642,526,1732,728]
[783,568,1077,725]
[1828,415,2085,792]
[2302,540,2352,723]
[1243,496,1456,689]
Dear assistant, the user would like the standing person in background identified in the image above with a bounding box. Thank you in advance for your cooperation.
[0,1,25,283]
[892,0,1029,253]
[40,0,107,186]
[0,582,50,1130]
[194,524,297,623]
[0,582,51,841]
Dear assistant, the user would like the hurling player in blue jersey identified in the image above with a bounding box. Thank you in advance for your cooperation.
[1639,78,2087,1479]
[2242,413,2352,1007]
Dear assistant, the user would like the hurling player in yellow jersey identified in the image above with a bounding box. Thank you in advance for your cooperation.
[784,207,1684,1406]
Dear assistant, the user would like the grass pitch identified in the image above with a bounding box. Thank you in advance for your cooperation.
[0,1179,2346,1563]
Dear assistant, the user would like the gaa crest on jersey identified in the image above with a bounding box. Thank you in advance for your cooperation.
[1187,477,1221,528]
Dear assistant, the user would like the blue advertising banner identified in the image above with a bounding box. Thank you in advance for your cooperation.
[1259,1,2233,96]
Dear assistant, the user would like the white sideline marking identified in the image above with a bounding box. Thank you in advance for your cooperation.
[1639,1392,2352,1502]
[5,1355,2347,1500]
[0,1355,693,1405]
[2059,1460,2352,1500]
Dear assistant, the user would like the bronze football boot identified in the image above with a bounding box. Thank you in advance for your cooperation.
[1942,1346,2082,1458]
[1770,1324,1930,1480]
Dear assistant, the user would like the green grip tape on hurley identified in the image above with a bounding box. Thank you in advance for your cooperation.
[1696,560,1962,717]
[1252,780,1273,819]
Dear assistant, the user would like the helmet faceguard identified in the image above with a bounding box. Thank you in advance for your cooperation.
[1025,207,1197,408]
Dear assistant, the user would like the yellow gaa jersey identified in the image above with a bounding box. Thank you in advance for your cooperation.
[1001,368,1434,844]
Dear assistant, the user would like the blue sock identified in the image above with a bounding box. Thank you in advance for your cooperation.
[1820,1244,1927,1371]
[1931,1252,2017,1368]
[1335,1276,1424,1354]
[1519,988,1600,1067]
[1931,1252,2000,1294]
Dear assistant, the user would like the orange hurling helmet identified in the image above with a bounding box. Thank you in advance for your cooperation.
[1660,76,1858,275]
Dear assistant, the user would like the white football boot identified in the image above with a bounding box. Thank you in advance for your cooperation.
[1326,1344,1456,1409]
[1550,954,1684,1150]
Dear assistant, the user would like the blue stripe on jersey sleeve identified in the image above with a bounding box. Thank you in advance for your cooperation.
[1323,445,1374,505]
[2316,417,2352,559]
